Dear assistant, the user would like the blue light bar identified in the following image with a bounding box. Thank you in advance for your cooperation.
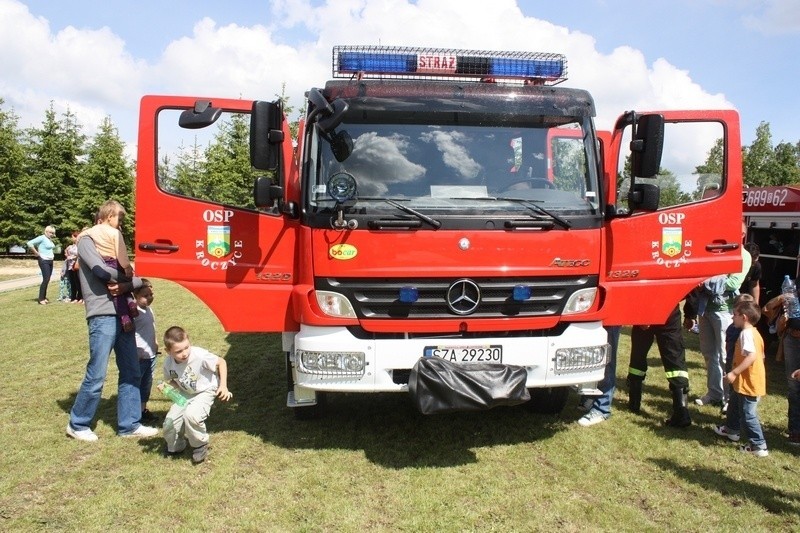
[512,285,532,302]
[399,286,419,304]
[337,52,417,75]
[333,45,567,85]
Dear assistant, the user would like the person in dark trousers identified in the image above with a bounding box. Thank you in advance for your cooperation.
[626,304,692,427]
[27,225,57,304]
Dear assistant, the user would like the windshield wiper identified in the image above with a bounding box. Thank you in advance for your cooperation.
[453,197,571,229]
[498,197,571,229]
[355,197,442,229]
[385,199,441,229]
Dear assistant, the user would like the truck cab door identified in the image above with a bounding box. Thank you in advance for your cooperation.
[135,95,298,332]
[602,110,743,325]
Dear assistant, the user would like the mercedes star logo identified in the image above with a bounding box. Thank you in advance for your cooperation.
[446,279,481,315]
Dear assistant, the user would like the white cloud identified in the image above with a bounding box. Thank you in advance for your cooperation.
[0,0,738,171]
[0,0,144,148]
[742,0,800,35]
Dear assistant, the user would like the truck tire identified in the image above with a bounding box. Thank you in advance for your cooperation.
[525,386,569,414]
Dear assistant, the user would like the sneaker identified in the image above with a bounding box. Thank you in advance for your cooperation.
[690,323,699,334]
[713,425,740,442]
[192,444,208,464]
[66,424,98,442]
[121,425,158,438]
[720,402,728,416]
[739,444,769,457]
[577,410,608,427]
[694,394,722,407]
[141,409,159,423]
[577,396,594,412]
[788,434,800,446]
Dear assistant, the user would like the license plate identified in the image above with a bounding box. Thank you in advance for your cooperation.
[423,345,502,363]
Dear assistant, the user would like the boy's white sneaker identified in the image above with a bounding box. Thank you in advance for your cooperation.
[713,425,740,442]
[66,424,98,442]
[739,444,769,457]
[577,410,609,427]
[122,425,158,438]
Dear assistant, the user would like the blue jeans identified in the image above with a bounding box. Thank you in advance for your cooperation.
[783,334,800,436]
[37,257,53,302]
[139,357,157,406]
[724,324,740,373]
[589,326,621,417]
[69,315,143,435]
[725,389,766,449]
[699,310,732,402]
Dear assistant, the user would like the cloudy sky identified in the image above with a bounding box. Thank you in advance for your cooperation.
[2,0,798,161]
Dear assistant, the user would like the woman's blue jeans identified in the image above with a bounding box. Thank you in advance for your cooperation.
[37,257,53,302]
[68,315,143,435]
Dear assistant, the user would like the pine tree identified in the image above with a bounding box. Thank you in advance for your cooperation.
[199,113,257,207]
[768,142,800,186]
[0,99,27,249]
[743,122,775,186]
[171,138,205,198]
[76,117,134,244]
[14,104,86,249]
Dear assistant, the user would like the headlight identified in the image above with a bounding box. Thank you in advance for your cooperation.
[298,350,365,376]
[554,345,607,374]
[563,287,597,315]
[315,290,356,318]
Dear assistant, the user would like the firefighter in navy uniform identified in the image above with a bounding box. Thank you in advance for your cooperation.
[626,304,692,427]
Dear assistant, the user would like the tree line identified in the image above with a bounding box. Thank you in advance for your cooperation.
[0,95,799,252]
[0,98,133,251]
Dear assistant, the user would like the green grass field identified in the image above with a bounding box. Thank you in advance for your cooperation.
[1,277,799,531]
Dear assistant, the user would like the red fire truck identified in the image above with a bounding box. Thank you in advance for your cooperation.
[743,185,800,302]
[134,46,744,417]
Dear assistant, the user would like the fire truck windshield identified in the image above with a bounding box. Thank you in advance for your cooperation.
[306,118,600,229]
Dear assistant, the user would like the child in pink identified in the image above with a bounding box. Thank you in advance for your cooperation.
[80,199,138,331]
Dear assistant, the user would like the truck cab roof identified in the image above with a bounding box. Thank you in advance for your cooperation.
[322,79,596,120]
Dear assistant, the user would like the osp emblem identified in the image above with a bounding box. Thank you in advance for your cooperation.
[446,279,481,315]
[661,227,683,258]
[207,225,231,258]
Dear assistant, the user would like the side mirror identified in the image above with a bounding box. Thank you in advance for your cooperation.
[317,99,349,133]
[253,176,284,209]
[628,182,660,212]
[329,129,353,162]
[250,100,284,171]
[179,100,222,129]
[630,114,664,178]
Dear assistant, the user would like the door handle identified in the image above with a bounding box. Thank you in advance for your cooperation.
[705,243,740,252]
[138,242,179,252]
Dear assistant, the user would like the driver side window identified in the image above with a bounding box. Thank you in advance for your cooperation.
[616,121,725,213]
[156,109,279,215]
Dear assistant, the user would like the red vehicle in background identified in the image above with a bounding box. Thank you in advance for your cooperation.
[134,46,744,418]
[744,185,800,302]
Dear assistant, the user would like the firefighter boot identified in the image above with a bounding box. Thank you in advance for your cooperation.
[665,384,692,428]
[626,375,643,413]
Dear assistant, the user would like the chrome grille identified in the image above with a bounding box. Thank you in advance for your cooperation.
[317,276,597,319]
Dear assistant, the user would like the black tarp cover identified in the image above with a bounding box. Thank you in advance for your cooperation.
[408,357,531,415]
